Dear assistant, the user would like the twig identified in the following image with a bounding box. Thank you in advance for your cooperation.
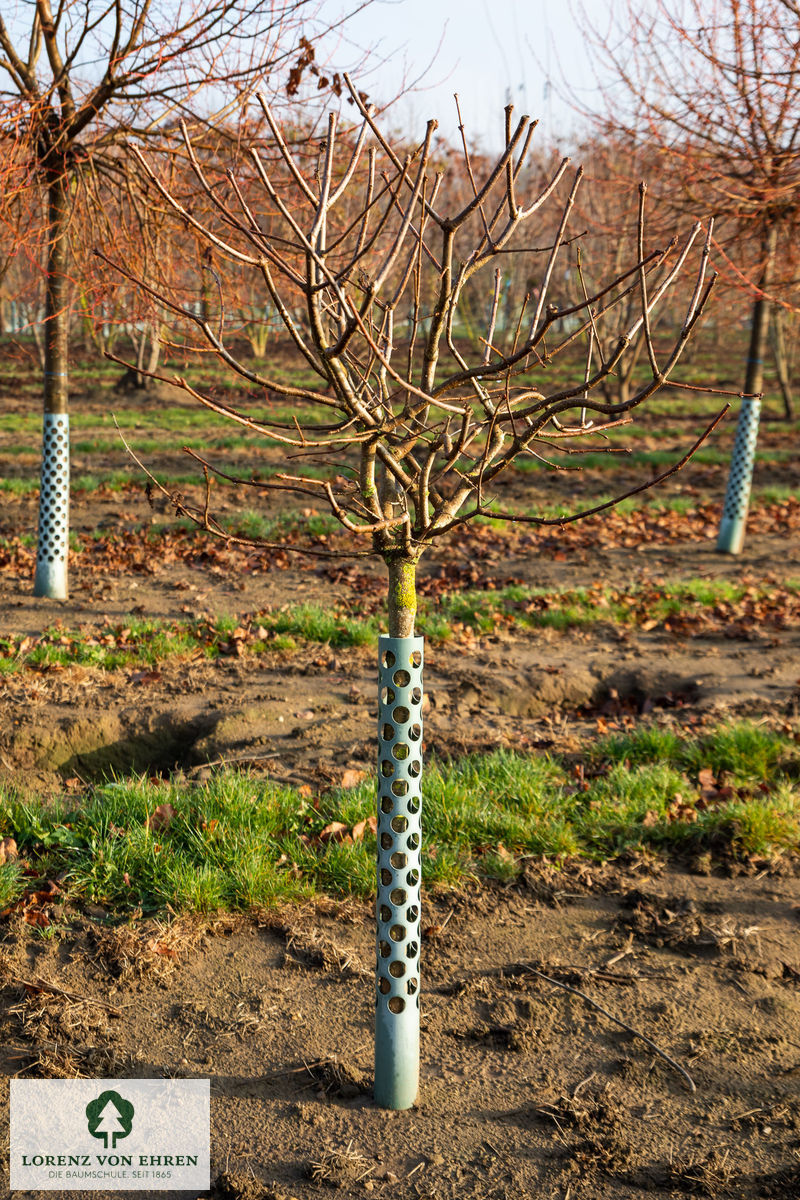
[0,968,122,1013]
[186,752,281,774]
[522,963,696,1093]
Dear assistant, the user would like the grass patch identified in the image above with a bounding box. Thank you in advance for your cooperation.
[0,606,379,675]
[0,724,796,916]
[593,721,789,783]
[2,576,798,676]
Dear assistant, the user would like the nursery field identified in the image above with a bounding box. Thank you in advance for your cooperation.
[0,356,799,1200]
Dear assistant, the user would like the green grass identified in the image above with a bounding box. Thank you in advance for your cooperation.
[592,721,790,783]
[422,577,800,638]
[0,723,795,916]
[0,605,380,676]
[2,576,797,677]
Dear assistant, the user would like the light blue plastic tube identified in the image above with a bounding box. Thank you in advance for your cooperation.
[374,634,423,1110]
[33,412,70,599]
[717,396,760,555]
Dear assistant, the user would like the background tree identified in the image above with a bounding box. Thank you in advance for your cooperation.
[579,0,800,550]
[0,0,366,599]
[108,82,731,1110]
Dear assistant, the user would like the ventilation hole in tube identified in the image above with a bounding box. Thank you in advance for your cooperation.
[379,941,391,958]
[393,669,411,687]
[409,762,421,778]
[382,723,395,742]
[380,833,393,851]
[406,905,419,922]
[381,686,395,705]
[407,832,420,850]
[392,706,410,724]
[378,977,391,994]
[382,650,396,669]
[380,869,392,886]
[380,797,393,814]
[407,797,420,814]
[389,961,406,978]
[391,779,408,797]
[392,743,409,761]
[411,650,422,668]
[409,724,421,741]
[390,852,407,869]
[381,759,395,777]
[389,924,406,942]
[407,977,418,994]
[406,869,420,887]
[411,687,422,704]
[406,940,419,958]
[390,888,407,906]
[388,997,405,1014]
[379,905,391,922]
[391,816,408,834]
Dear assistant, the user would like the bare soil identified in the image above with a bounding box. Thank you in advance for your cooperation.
[0,866,799,1200]
[1,383,800,1199]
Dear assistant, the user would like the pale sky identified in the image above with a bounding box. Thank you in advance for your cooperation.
[330,0,617,148]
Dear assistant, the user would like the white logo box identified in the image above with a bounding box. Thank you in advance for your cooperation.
[10,1079,209,1191]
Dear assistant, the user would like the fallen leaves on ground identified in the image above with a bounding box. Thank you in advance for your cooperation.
[0,879,61,927]
[146,803,176,831]
[0,837,18,864]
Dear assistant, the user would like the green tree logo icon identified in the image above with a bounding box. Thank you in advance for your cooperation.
[85,1091,135,1149]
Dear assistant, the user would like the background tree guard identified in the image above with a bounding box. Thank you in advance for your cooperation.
[33,413,70,599]
[717,396,760,555]
[375,635,423,1109]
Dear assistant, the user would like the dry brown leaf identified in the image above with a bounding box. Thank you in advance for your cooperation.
[319,822,350,844]
[351,816,377,842]
[341,769,366,789]
[146,803,176,832]
[0,837,18,865]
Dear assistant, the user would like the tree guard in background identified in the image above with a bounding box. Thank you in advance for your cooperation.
[33,413,70,599]
[717,395,760,555]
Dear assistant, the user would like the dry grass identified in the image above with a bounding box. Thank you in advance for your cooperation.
[308,1140,374,1186]
[282,925,370,979]
[88,914,219,980]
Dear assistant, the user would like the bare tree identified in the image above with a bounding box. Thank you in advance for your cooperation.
[108,83,731,1111]
[0,0,368,598]
[578,0,800,550]
[580,0,800,398]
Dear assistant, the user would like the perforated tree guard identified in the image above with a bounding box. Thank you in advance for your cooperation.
[717,395,760,555]
[33,413,70,599]
[375,635,423,1110]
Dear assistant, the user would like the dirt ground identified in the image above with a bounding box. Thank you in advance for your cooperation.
[1,386,800,1199]
[0,865,799,1200]
[1,478,799,795]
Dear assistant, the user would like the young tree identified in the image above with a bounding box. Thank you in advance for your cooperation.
[579,0,800,551]
[110,82,730,1109]
[0,0,366,599]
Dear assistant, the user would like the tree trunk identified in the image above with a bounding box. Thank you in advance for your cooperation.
[33,171,71,599]
[717,223,777,555]
[769,309,794,419]
[742,224,778,401]
[386,556,417,638]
